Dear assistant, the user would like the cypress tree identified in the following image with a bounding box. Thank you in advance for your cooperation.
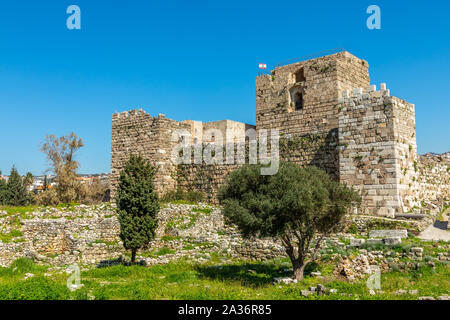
[116,154,159,263]
[0,171,7,205]
[43,176,49,191]
[5,167,29,206]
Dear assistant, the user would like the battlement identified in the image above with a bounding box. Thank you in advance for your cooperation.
[339,83,390,101]
[112,108,168,120]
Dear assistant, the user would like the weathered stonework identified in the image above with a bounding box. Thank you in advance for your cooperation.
[3,204,446,272]
[337,86,449,216]
[110,111,255,200]
[110,51,450,217]
[0,204,286,267]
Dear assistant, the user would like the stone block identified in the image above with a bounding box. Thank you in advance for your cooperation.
[350,239,365,247]
[366,85,376,92]
[384,237,401,245]
[366,239,383,245]
[369,230,408,239]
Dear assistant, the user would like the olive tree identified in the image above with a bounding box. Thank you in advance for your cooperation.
[218,161,361,281]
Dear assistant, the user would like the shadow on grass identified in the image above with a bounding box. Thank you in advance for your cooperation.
[195,261,319,287]
[433,220,448,230]
[97,256,146,268]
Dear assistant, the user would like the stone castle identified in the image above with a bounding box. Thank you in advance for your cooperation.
[111,51,449,217]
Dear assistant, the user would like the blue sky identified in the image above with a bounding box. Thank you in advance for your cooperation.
[0,0,449,175]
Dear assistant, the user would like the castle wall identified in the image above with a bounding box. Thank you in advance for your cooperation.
[111,109,191,199]
[391,95,419,211]
[111,110,254,200]
[410,154,450,211]
[202,120,254,144]
[176,163,239,202]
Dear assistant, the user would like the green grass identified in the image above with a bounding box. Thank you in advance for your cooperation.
[139,247,177,258]
[0,205,39,217]
[192,207,213,215]
[89,239,119,246]
[0,202,81,216]
[0,229,24,243]
[0,256,448,300]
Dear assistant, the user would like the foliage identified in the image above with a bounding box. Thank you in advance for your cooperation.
[79,177,108,204]
[41,132,84,204]
[192,207,212,215]
[0,174,6,204]
[23,172,34,189]
[218,161,361,280]
[161,188,204,204]
[116,154,160,263]
[0,167,31,206]
[34,188,60,206]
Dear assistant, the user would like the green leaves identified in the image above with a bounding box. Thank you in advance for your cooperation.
[218,161,361,279]
[219,162,361,239]
[0,167,31,206]
[116,154,160,260]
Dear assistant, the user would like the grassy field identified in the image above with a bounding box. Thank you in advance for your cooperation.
[0,255,448,300]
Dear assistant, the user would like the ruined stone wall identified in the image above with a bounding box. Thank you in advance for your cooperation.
[110,110,255,199]
[176,163,239,202]
[2,204,440,269]
[110,109,191,199]
[0,204,286,267]
[411,154,450,210]
[0,205,124,267]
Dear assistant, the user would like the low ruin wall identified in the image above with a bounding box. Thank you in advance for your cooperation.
[0,204,286,267]
[1,203,437,268]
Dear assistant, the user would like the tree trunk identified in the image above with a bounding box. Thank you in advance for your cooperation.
[131,249,136,264]
[292,259,306,281]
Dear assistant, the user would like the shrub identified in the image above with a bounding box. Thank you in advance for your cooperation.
[34,188,59,206]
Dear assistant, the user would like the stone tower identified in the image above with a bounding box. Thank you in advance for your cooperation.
[255,51,370,176]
